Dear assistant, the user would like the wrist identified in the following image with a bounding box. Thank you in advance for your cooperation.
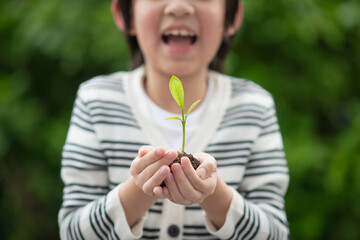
[200,177,232,205]
[199,177,233,228]
[118,177,158,227]
[119,176,158,202]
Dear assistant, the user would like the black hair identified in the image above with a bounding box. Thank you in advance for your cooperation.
[117,0,239,73]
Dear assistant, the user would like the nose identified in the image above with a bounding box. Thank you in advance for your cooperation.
[164,0,195,17]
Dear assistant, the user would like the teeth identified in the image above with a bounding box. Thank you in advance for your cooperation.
[164,29,195,37]
[180,29,188,36]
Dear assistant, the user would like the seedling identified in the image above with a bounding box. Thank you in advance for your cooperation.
[166,75,200,153]
[165,75,201,171]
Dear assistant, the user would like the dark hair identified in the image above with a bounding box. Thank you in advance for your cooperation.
[117,0,239,73]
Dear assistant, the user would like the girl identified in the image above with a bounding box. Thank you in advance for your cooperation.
[58,0,289,239]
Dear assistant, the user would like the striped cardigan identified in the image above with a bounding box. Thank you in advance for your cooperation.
[58,66,289,239]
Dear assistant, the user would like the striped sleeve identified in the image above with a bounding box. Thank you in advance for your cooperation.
[206,100,289,239]
[58,90,143,240]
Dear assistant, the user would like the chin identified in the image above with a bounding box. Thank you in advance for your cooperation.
[161,62,200,77]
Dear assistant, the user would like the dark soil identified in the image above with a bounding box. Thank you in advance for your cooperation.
[169,152,201,170]
[160,152,200,187]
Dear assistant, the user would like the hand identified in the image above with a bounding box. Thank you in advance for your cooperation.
[130,146,177,196]
[159,152,217,205]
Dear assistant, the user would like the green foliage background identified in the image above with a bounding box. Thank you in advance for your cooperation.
[0,0,359,239]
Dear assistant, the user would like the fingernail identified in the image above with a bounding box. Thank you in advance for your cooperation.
[156,147,166,156]
[160,166,168,175]
[197,168,207,179]
[172,164,180,173]
[181,157,189,165]
[166,174,172,183]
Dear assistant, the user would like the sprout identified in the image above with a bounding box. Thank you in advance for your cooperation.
[166,75,200,153]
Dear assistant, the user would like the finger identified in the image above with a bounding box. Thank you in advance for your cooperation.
[196,165,209,180]
[138,145,155,157]
[181,157,206,191]
[138,149,177,183]
[153,149,178,169]
[164,173,192,205]
[132,147,167,175]
[172,162,202,202]
[181,157,216,196]
[193,153,218,194]
[153,186,162,196]
[153,186,169,198]
[163,186,169,196]
[142,165,170,195]
[194,153,216,179]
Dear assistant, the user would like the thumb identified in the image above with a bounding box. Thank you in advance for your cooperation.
[196,167,207,179]
[194,152,216,180]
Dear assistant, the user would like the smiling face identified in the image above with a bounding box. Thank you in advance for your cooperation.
[131,0,226,78]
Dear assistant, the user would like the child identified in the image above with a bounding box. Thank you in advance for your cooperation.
[58,0,290,239]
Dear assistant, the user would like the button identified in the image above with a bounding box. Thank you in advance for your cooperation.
[167,224,180,237]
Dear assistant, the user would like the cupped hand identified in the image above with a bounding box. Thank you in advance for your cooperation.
[130,146,177,196]
[159,152,217,205]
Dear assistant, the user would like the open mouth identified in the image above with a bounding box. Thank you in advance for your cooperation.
[162,29,197,46]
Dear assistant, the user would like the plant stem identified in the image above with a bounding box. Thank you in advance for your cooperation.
[181,107,185,153]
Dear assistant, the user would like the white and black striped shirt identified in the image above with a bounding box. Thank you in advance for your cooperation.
[58,66,289,239]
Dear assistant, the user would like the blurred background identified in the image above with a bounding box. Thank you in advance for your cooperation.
[0,0,359,239]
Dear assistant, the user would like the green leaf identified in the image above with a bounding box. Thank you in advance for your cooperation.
[169,75,184,107]
[185,100,201,121]
[165,116,182,121]
[187,100,200,116]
